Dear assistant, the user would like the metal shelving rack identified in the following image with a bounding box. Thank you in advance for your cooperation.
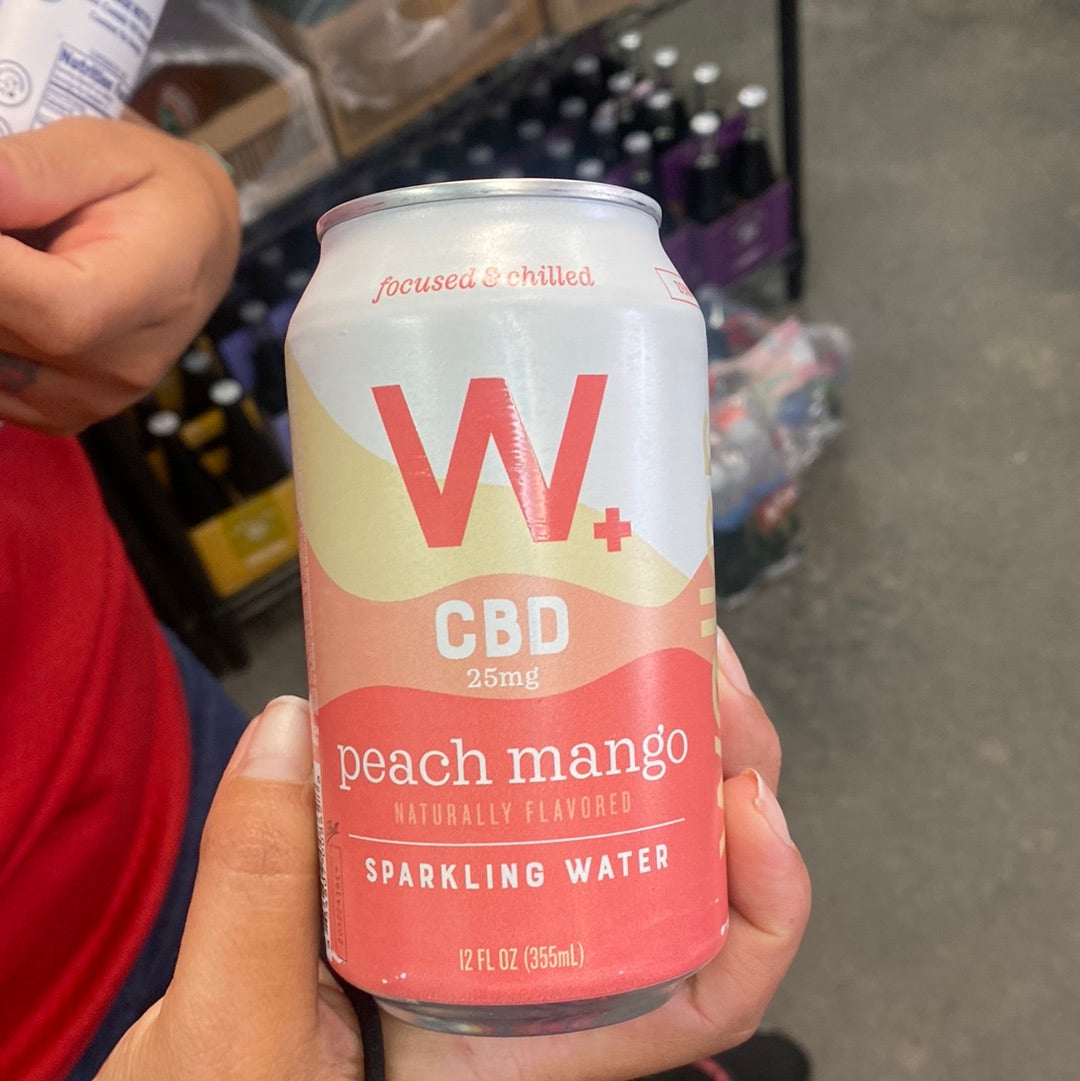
[778,0,805,299]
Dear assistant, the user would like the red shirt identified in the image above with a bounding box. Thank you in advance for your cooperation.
[0,424,191,1081]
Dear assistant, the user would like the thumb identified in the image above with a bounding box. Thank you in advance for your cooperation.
[161,696,324,1060]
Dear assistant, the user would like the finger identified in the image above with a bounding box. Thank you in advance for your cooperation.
[162,697,324,1061]
[674,769,812,1046]
[384,770,810,1081]
[619,768,811,1067]
[0,220,193,364]
[0,351,39,395]
[0,335,182,434]
[0,123,238,363]
[0,350,104,433]
[715,628,781,790]
[0,117,152,230]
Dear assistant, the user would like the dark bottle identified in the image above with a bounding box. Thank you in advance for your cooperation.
[178,344,219,419]
[651,44,680,91]
[731,84,777,200]
[692,61,724,118]
[466,100,513,153]
[514,75,555,126]
[606,70,641,138]
[252,329,288,418]
[131,390,163,453]
[515,118,548,175]
[424,126,467,176]
[247,244,291,304]
[612,31,657,114]
[284,266,312,300]
[566,53,606,110]
[204,278,253,342]
[556,95,589,141]
[589,108,622,166]
[643,88,683,158]
[374,148,425,192]
[650,46,689,135]
[575,156,607,183]
[686,111,737,224]
[234,298,287,417]
[613,29,646,77]
[146,409,232,526]
[541,135,576,179]
[279,220,322,275]
[209,378,289,496]
[239,297,270,337]
[622,131,664,207]
[464,142,497,179]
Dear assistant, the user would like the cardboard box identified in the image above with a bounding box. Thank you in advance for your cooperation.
[257,0,544,159]
[541,0,641,36]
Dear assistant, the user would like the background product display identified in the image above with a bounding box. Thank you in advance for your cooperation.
[80,0,811,674]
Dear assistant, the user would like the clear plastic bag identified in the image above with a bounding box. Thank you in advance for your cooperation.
[699,285,853,603]
[134,0,338,222]
[250,0,542,159]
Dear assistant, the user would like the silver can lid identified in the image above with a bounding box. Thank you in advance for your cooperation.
[317,178,662,239]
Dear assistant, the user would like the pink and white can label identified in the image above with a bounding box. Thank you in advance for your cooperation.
[285,179,727,1034]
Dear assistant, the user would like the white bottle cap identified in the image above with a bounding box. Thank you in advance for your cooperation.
[146,410,182,437]
[180,346,213,374]
[738,84,769,111]
[209,378,245,408]
[691,111,722,138]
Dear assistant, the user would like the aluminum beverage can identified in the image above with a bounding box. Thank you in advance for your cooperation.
[0,0,167,135]
[285,179,727,1035]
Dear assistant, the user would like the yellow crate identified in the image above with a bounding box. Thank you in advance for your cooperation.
[188,477,299,598]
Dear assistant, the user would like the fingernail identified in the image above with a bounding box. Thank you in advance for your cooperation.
[716,627,753,696]
[236,696,311,783]
[745,768,795,847]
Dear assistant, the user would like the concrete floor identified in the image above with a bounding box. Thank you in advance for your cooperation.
[225,1,1080,1078]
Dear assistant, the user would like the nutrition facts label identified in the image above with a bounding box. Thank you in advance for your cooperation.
[0,0,165,132]
[34,42,123,124]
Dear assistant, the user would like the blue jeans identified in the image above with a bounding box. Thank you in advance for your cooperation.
[69,629,251,1080]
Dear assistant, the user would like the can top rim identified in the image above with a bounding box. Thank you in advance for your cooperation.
[316,179,662,239]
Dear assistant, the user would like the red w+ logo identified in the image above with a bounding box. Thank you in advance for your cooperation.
[372,375,608,549]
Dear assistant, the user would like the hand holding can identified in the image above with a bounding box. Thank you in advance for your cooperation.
[287,179,738,1034]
